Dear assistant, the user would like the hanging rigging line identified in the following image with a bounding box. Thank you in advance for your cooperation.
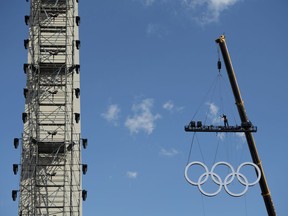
[186,132,196,165]
[190,75,219,121]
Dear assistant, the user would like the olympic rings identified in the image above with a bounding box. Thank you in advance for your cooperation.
[184,161,261,197]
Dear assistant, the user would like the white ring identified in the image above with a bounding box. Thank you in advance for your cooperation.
[236,162,261,186]
[211,161,235,185]
[184,161,209,186]
[224,172,249,197]
[198,171,222,197]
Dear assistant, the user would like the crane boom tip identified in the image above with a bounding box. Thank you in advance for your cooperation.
[215,35,225,44]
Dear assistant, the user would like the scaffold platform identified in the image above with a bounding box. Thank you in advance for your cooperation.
[185,121,257,133]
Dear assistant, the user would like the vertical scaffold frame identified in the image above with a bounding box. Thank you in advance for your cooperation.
[17,0,85,215]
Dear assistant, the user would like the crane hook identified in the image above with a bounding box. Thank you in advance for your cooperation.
[217,59,222,73]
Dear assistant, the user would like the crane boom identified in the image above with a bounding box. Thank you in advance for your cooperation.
[215,35,276,216]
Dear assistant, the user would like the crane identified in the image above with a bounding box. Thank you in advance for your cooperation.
[215,35,276,216]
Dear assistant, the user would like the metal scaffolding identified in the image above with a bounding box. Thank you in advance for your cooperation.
[13,0,86,215]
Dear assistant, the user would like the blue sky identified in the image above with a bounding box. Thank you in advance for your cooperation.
[0,0,287,215]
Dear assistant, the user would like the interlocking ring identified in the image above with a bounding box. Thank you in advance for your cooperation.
[184,161,261,197]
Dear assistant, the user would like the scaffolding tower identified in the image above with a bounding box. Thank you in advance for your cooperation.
[13,0,87,215]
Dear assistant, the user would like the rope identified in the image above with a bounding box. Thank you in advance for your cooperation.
[213,138,221,164]
[218,73,225,118]
[186,132,196,165]
[201,194,207,216]
[203,74,221,125]
[186,133,208,216]
[191,75,219,121]
[196,134,206,164]
[244,194,248,216]
[186,133,206,164]
[219,69,240,126]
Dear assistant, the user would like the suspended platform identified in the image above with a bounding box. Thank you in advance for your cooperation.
[185,121,257,133]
